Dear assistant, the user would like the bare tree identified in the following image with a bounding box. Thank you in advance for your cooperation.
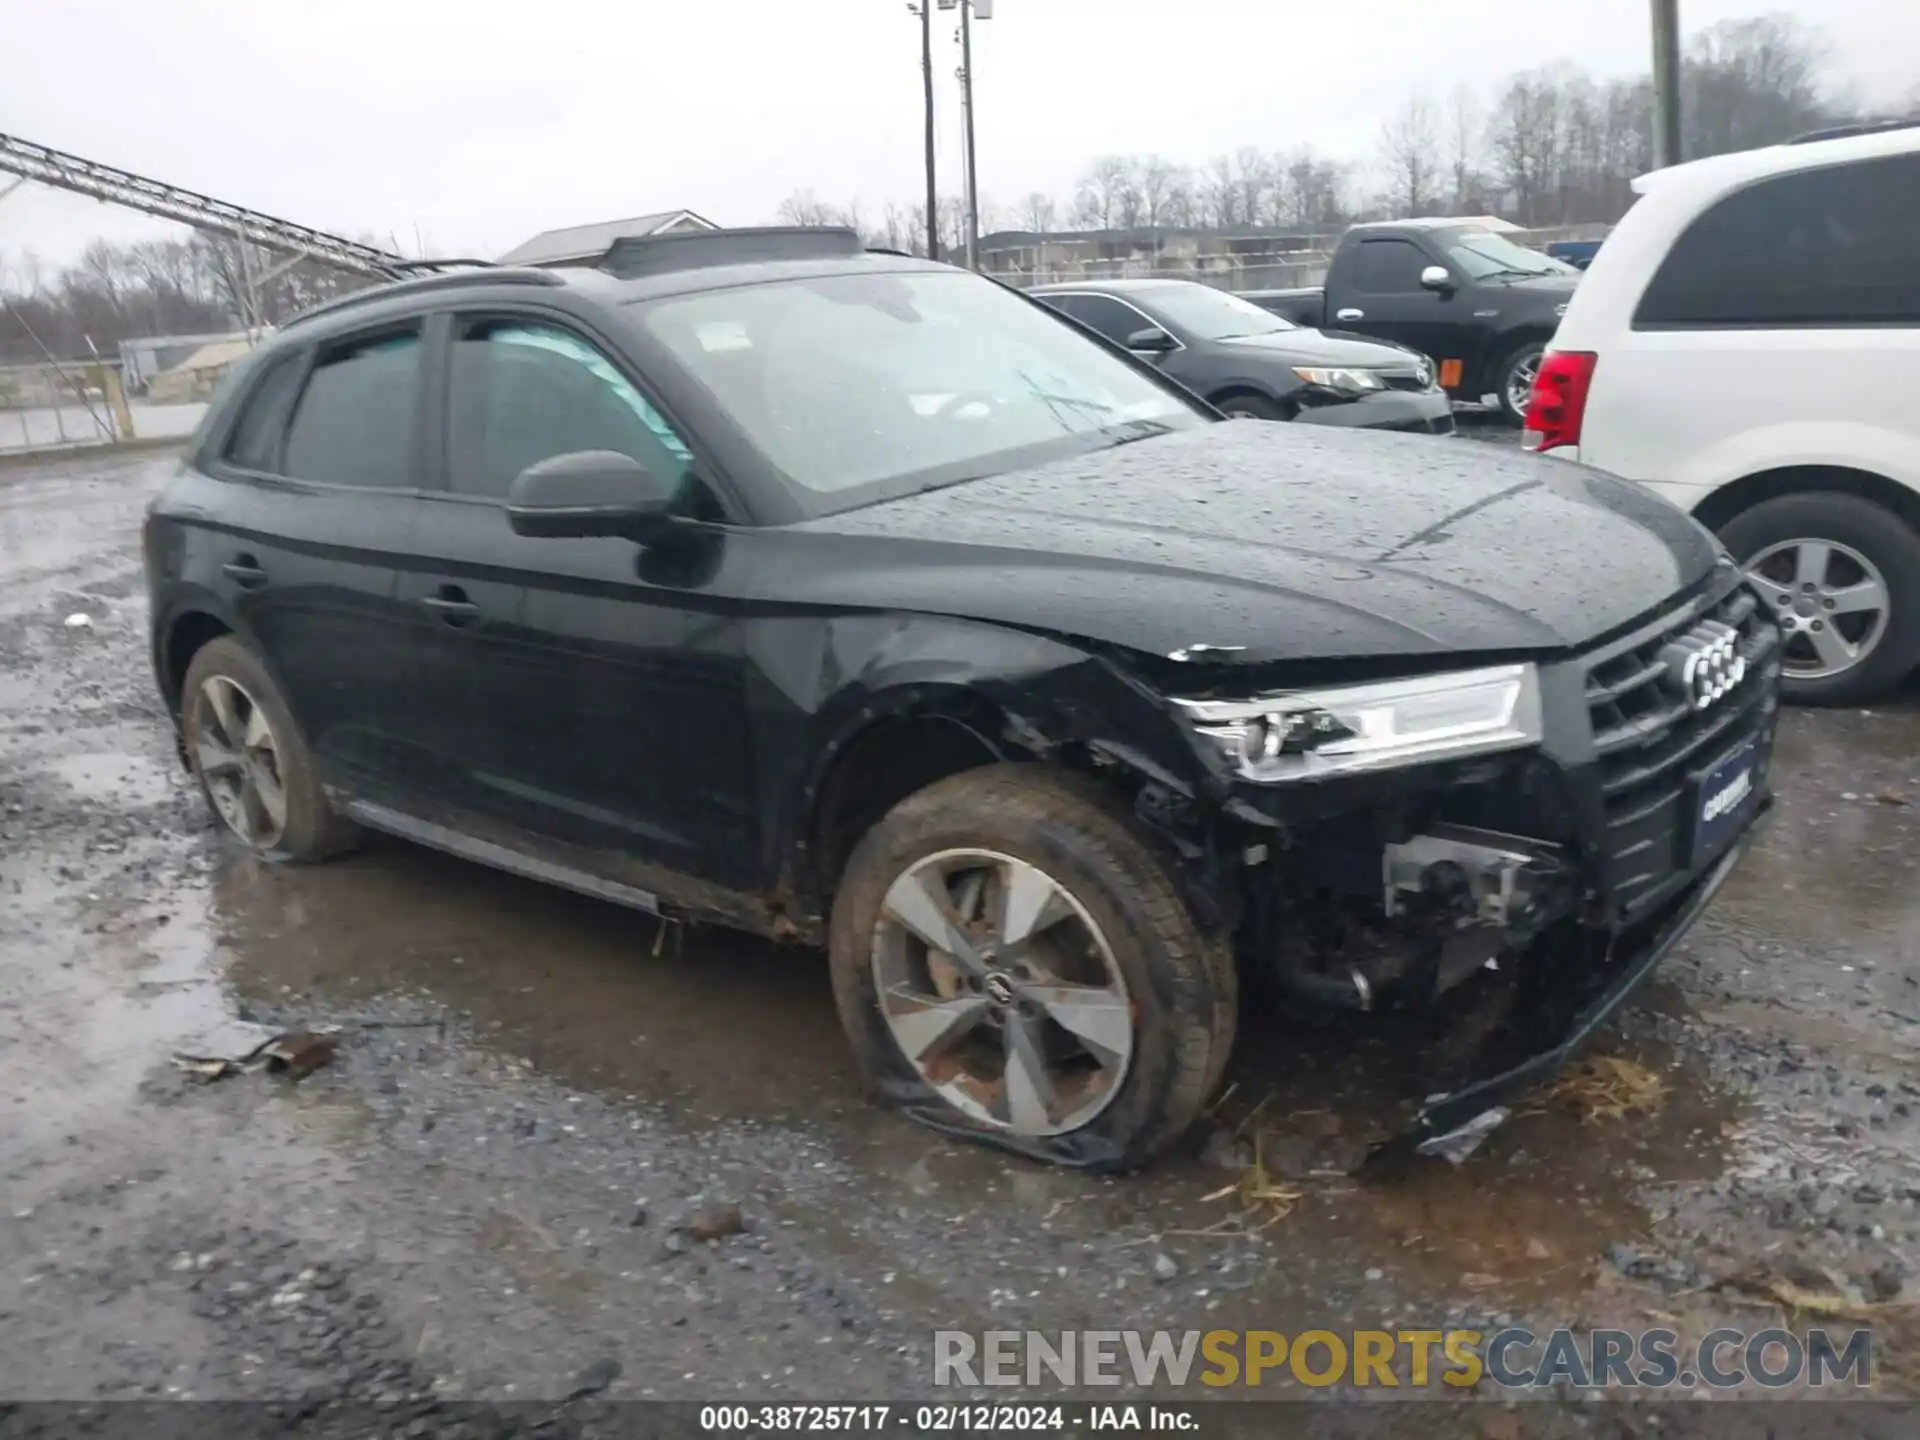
[1134,156,1185,232]
[1445,84,1482,212]
[1019,191,1056,235]
[1200,154,1240,229]
[776,190,843,226]
[1684,14,1835,158]
[1231,148,1273,231]
[1378,93,1441,215]
[1072,155,1135,230]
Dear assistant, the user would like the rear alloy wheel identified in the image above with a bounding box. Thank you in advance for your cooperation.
[1496,341,1546,426]
[1720,492,1920,706]
[192,674,289,849]
[181,635,361,862]
[829,765,1236,1171]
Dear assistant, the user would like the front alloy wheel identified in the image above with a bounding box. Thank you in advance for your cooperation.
[872,848,1133,1137]
[828,764,1237,1171]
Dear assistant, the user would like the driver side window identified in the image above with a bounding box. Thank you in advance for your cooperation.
[447,318,696,501]
[1352,240,1430,295]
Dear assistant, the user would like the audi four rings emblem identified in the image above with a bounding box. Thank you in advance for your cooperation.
[1659,620,1746,711]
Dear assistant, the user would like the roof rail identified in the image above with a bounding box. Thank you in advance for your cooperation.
[386,257,502,273]
[599,225,864,279]
[1786,116,1920,145]
[282,267,565,330]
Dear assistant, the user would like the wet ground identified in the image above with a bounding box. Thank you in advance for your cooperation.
[4,447,1920,1433]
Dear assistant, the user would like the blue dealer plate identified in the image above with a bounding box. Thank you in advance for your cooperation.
[1692,734,1760,865]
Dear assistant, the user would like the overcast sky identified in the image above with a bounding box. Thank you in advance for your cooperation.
[2,0,1912,268]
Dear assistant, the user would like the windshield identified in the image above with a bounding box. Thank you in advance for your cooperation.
[1437,227,1578,280]
[1136,284,1297,340]
[635,270,1202,514]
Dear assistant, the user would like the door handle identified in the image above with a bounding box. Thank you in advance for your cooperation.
[420,585,480,625]
[1335,308,1365,322]
[222,555,268,588]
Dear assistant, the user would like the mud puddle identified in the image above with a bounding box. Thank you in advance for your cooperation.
[188,824,1749,1328]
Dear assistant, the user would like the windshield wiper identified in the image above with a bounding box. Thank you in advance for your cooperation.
[1094,417,1176,447]
[1478,266,1550,282]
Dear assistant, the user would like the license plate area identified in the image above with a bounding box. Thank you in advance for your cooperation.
[1689,733,1760,866]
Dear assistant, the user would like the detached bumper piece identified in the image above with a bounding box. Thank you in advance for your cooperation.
[1372,798,1770,1167]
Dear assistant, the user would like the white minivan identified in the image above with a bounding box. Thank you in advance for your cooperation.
[1528,119,1920,704]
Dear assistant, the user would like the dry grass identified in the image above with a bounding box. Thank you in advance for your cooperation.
[1202,1133,1307,1229]
[1549,1054,1670,1124]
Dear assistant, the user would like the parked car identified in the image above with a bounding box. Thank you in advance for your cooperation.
[1246,218,1582,425]
[1530,118,1920,705]
[1545,239,1604,271]
[145,226,1780,1171]
[1028,279,1454,435]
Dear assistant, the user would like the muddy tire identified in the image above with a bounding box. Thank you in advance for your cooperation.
[828,764,1237,1172]
[1719,492,1920,707]
[181,635,360,863]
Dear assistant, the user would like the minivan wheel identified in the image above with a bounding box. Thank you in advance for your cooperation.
[1496,341,1546,426]
[1720,492,1920,706]
[181,636,361,862]
[828,764,1236,1172]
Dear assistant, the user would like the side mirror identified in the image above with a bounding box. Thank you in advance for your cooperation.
[1126,327,1176,353]
[1419,265,1455,292]
[506,450,676,541]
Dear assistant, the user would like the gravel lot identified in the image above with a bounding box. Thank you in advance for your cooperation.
[3,441,1919,1435]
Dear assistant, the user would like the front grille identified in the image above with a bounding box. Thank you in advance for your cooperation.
[1582,580,1782,919]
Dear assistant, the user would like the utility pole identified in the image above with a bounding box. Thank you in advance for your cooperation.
[958,0,980,269]
[916,1,939,259]
[1651,0,1683,169]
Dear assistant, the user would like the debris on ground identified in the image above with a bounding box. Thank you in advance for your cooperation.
[564,1356,622,1401]
[1549,1054,1669,1123]
[62,613,92,629]
[680,1201,745,1243]
[171,1029,338,1083]
[1202,1134,1306,1228]
[1152,1253,1179,1282]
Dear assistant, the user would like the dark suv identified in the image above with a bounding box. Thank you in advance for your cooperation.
[145,227,1781,1170]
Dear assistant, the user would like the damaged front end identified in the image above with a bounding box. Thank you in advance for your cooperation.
[1133,573,1782,1163]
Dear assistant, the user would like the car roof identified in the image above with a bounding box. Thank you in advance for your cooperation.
[1630,116,1920,196]
[267,246,953,352]
[1028,278,1205,296]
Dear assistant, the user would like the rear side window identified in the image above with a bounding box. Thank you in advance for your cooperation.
[1352,239,1428,293]
[446,319,694,500]
[1635,153,1920,329]
[221,356,304,472]
[282,329,422,488]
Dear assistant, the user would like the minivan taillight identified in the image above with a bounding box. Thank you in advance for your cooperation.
[1522,350,1596,452]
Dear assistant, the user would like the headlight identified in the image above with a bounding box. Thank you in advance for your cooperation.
[1173,663,1543,783]
[1291,366,1384,395]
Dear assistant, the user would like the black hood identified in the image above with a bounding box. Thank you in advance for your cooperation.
[1494,272,1581,297]
[785,422,1719,667]
[1215,328,1419,367]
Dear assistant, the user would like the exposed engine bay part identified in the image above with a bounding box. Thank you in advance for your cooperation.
[1382,823,1569,930]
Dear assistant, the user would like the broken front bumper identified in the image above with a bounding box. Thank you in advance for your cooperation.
[1374,794,1771,1165]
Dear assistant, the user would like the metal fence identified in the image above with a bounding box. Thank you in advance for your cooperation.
[0,359,130,454]
[0,359,208,456]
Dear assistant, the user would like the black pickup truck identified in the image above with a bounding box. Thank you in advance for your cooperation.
[1246,218,1581,425]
